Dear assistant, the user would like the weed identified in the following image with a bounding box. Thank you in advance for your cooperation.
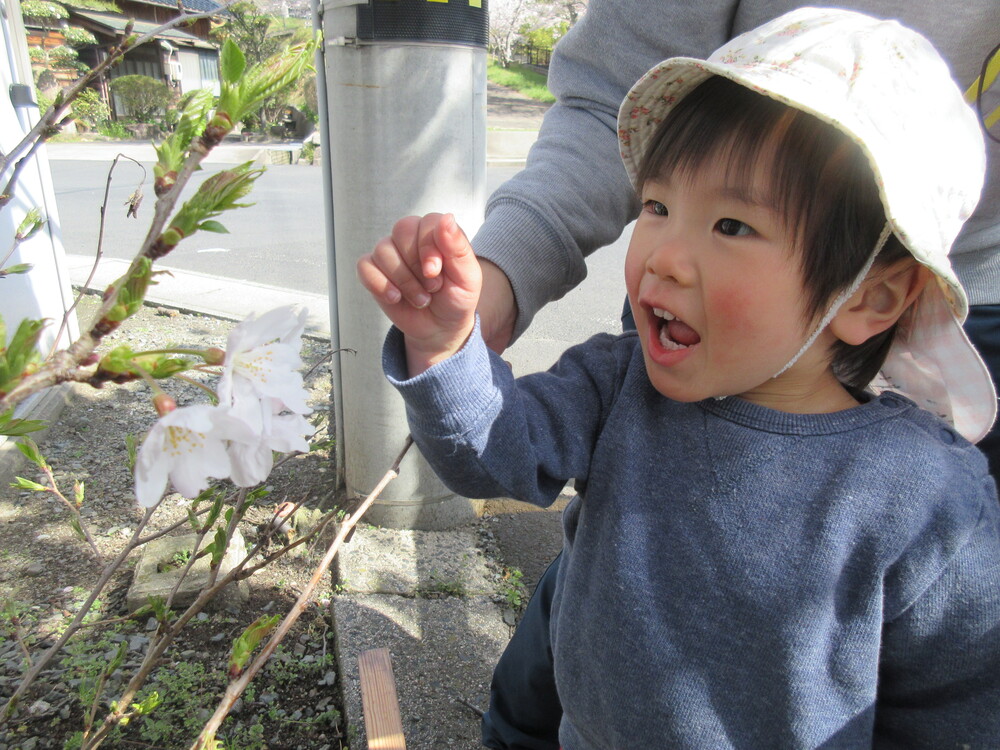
[499,567,527,610]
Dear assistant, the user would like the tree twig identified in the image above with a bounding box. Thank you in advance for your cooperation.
[191,437,414,750]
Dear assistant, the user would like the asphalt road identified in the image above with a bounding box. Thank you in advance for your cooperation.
[50,159,630,374]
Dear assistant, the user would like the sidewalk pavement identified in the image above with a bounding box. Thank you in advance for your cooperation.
[53,86,563,748]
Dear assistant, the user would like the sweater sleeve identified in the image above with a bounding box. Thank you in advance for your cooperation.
[382,319,626,506]
[874,491,1000,746]
[472,0,740,339]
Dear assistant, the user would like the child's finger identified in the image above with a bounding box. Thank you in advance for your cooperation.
[369,235,432,308]
[430,213,478,287]
[356,253,403,305]
[392,215,442,294]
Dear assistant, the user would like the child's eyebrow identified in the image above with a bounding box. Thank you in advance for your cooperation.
[712,185,775,210]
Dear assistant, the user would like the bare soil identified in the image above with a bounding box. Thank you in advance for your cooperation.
[0,293,350,749]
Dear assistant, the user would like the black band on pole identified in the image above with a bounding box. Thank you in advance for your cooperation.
[356,0,489,47]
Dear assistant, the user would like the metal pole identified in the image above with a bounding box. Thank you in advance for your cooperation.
[311,0,346,490]
[321,0,487,529]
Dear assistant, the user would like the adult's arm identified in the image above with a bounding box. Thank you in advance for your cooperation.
[473,0,741,347]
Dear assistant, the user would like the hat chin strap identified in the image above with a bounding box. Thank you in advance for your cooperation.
[771,222,892,380]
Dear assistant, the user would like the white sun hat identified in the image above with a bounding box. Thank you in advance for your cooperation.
[618,6,996,443]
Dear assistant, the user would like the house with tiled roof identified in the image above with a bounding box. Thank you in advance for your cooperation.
[22,0,223,122]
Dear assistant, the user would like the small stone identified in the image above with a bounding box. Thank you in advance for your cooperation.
[145,617,158,631]
[23,563,44,577]
[210,632,226,643]
[318,670,336,686]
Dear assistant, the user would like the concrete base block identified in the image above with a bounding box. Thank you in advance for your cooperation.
[126,530,249,613]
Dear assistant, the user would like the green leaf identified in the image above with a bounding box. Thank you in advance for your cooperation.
[69,517,86,541]
[105,258,153,323]
[0,318,47,394]
[132,691,161,715]
[73,480,84,507]
[1,263,33,276]
[15,208,45,241]
[220,38,246,83]
[210,527,227,568]
[198,220,228,234]
[11,476,46,491]
[0,408,46,437]
[146,595,171,623]
[228,614,279,678]
[15,438,45,469]
[106,640,128,674]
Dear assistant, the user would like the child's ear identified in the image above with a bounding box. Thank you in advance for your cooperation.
[829,258,931,346]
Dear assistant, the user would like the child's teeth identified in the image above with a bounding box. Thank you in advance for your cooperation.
[659,326,688,350]
[653,307,675,321]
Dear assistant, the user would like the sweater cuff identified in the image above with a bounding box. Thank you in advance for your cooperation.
[473,198,582,341]
[381,316,502,437]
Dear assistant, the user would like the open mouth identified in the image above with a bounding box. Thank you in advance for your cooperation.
[653,307,701,350]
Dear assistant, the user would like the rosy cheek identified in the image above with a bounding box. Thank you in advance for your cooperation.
[706,285,754,336]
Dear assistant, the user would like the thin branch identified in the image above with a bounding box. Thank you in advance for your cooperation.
[50,155,146,356]
[191,437,414,749]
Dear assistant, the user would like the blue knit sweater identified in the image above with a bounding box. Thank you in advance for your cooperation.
[384,324,1000,749]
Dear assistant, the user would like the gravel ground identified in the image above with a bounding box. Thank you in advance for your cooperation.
[0,293,350,749]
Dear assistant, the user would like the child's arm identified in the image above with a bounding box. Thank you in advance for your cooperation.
[357,213,482,377]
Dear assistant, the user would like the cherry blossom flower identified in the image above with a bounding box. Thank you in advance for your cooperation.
[134,404,236,507]
[217,306,310,415]
[216,377,313,485]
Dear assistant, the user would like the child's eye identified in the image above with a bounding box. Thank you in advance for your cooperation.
[643,200,668,216]
[717,218,754,236]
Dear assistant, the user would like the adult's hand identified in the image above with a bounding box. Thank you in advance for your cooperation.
[478,259,518,354]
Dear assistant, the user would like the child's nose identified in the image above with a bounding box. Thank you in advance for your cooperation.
[646,233,696,285]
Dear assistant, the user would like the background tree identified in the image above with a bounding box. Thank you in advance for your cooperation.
[108,74,170,122]
[212,1,282,67]
[489,0,586,67]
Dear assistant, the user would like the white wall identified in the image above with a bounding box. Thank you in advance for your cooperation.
[1,0,80,387]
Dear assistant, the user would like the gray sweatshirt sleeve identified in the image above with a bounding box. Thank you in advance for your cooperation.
[472,0,740,339]
[474,0,1000,338]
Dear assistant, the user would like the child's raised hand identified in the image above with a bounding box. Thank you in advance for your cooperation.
[357,213,482,376]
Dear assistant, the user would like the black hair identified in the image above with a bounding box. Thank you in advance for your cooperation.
[636,76,910,390]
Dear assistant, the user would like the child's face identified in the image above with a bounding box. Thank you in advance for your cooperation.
[625,160,845,410]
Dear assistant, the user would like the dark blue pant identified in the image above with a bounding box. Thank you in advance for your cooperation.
[481,303,1000,749]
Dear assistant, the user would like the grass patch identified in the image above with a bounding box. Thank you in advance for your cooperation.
[487,60,555,103]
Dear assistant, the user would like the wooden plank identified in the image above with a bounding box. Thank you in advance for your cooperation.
[358,648,407,750]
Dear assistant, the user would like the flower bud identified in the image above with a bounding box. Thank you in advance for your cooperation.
[153,393,177,416]
[203,347,226,366]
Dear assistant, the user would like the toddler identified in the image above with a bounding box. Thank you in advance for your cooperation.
[357,8,1000,748]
